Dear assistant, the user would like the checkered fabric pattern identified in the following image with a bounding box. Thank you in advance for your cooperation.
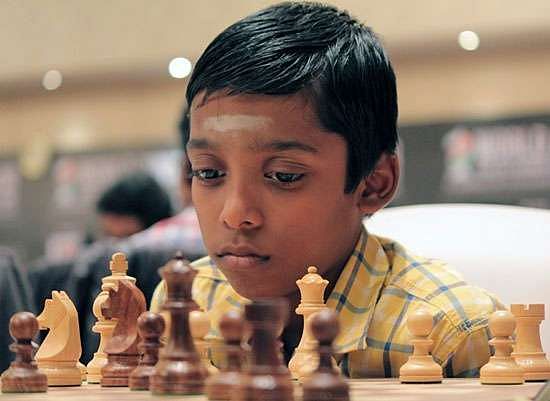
[150,225,503,378]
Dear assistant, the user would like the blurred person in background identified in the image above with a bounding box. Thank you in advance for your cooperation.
[96,171,173,239]
[30,171,174,306]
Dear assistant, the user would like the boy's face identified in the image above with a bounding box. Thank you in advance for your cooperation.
[188,93,365,299]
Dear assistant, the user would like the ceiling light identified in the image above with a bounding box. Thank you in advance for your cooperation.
[168,57,192,79]
[42,70,63,90]
[458,31,480,51]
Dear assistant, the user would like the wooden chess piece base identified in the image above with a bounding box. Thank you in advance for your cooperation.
[206,371,242,400]
[479,356,524,384]
[37,361,82,386]
[480,356,525,384]
[512,352,550,381]
[302,371,349,401]
[129,365,155,391]
[100,354,140,387]
[85,353,106,383]
[1,366,48,393]
[289,346,318,382]
[150,358,208,395]
[399,354,443,383]
[236,366,294,401]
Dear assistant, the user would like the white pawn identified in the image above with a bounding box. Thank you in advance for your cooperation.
[480,310,524,384]
[399,309,442,383]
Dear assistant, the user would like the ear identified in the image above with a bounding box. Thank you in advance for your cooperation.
[355,152,400,216]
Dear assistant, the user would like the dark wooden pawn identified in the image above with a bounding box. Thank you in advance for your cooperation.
[235,299,294,401]
[302,309,349,401]
[1,312,48,393]
[205,310,245,400]
[150,253,208,395]
[129,311,165,390]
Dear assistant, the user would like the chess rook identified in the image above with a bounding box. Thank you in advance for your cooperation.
[205,310,246,401]
[302,309,349,401]
[150,253,208,395]
[128,311,165,390]
[235,299,294,401]
[100,279,147,387]
[399,309,443,383]
[480,310,524,384]
[510,304,550,381]
[1,312,48,393]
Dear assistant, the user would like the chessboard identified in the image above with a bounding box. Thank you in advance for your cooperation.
[0,379,545,401]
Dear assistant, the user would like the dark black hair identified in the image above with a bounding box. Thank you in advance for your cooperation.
[184,1,398,192]
[178,108,193,186]
[96,171,173,229]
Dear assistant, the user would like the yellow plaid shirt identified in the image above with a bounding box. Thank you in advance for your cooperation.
[151,226,502,378]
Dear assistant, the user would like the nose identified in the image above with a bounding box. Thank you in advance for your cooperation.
[219,180,264,231]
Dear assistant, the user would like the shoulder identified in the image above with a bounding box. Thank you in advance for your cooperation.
[371,234,502,360]
[383,238,501,322]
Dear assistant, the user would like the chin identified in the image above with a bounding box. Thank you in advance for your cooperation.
[230,281,294,301]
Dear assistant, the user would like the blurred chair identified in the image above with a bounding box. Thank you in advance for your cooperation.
[28,258,73,311]
[366,203,550,354]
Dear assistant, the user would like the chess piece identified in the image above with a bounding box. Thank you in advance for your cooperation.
[205,310,245,400]
[302,309,349,401]
[289,266,329,381]
[399,309,443,383]
[87,252,136,383]
[480,310,524,384]
[129,311,165,390]
[235,299,294,401]
[150,253,208,395]
[35,291,82,386]
[511,304,550,381]
[100,279,146,387]
[190,309,218,375]
[1,312,48,393]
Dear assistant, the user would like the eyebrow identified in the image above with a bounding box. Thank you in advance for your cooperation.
[251,140,319,154]
[187,138,319,154]
[186,138,218,150]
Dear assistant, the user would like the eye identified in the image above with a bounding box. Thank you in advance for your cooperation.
[265,171,304,185]
[191,169,226,182]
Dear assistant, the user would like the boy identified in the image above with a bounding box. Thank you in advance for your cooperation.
[151,2,501,378]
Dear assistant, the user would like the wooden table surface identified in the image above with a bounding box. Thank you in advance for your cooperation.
[0,379,545,401]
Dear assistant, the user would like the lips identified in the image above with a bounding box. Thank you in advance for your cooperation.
[216,245,270,269]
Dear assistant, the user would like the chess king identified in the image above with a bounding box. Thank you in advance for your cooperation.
[151,1,503,378]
